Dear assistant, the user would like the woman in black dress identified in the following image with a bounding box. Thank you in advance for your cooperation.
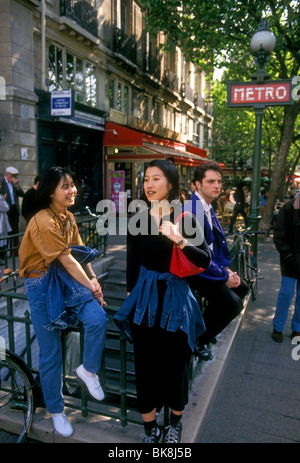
[114,160,211,443]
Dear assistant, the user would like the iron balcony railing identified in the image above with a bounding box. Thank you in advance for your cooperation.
[162,70,179,93]
[113,27,137,65]
[143,54,161,81]
[60,0,98,37]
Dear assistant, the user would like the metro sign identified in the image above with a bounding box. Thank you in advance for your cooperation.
[227,79,293,108]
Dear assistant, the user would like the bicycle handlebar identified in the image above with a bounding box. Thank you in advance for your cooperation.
[0,268,18,283]
[225,230,266,237]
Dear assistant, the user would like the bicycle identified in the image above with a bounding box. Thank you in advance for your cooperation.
[226,229,265,300]
[0,348,37,443]
[76,206,107,256]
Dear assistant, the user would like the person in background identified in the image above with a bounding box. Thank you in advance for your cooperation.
[272,194,300,343]
[0,167,24,247]
[22,175,41,223]
[184,162,248,360]
[228,181,248,233]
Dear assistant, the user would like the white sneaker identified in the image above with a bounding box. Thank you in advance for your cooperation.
[76,364,105,401]
[51,413,73,437]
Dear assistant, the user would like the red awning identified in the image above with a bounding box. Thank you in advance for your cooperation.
[104,122,211,167]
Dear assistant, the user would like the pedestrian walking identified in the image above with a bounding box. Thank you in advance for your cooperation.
[272,194,300,342]
[228,181,248,232]
[184,162,248,360]
[19,166,108,437]
[113,160,211,443]
[0,166,24,247]
[21,175,41,223]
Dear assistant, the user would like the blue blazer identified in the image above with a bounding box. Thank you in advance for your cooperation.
[183,193,231,283]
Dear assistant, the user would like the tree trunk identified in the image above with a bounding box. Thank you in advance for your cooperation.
[260,101,300,233]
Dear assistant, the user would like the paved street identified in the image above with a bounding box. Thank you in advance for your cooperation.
[197,235,300,443]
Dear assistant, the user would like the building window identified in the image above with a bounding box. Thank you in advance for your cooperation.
[86,63,96,107]
[48,45,96,107]
[49,44,63,91]
[109,78,115,109]
[109,78,131,113]
[193,120,200,145]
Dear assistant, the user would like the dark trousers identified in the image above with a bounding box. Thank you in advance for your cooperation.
[229,204,248,232]
[131,322,192,415]
[190,277,249,346]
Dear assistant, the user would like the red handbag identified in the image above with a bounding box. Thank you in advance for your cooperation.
[170,212,205,278]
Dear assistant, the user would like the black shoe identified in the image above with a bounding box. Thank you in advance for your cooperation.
[164,422,182,443]
[291,331,300,343]
[194,344,213,361]
[144,425,163,443]
[272,329,283,343]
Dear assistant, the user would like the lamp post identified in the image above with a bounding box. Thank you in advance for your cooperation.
[248,19,276,255]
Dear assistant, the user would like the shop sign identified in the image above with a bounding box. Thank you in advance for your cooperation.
[51,89,73,116]
[110,171,125,213]
[227,80,293,108]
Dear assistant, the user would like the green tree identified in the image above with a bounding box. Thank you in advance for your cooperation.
[141,0,300,232]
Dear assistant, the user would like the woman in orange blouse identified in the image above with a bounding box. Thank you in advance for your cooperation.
[19,167,107,438]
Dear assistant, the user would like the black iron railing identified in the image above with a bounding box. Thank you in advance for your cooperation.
[60,0,98,37]
[113,27,137,65]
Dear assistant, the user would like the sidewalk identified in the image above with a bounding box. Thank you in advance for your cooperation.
[196,235,300,443]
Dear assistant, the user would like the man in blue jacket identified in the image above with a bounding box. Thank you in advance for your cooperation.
[184,162,248,358]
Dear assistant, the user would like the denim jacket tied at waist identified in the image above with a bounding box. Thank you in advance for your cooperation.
[113,266,206,352]
[41,245,100,331]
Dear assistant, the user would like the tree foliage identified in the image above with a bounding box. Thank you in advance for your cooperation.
[141,0,300,232]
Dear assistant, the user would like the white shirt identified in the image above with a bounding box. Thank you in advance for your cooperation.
[195,191,213,250]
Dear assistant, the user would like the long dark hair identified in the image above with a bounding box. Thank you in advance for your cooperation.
[140,159,183,206]
[36,166,75,210]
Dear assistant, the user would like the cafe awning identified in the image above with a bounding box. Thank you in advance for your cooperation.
[104,122,213,167]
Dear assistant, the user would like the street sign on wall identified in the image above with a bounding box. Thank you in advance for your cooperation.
[51,89,74,116]
[227,79,294,108]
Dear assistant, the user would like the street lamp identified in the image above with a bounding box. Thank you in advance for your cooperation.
[248,19,276,255]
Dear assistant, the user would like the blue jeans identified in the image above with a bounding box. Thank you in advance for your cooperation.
[273,276,300,332]
[25,276,108,413]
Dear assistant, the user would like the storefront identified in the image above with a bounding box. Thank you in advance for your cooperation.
[103,122,209,209]
[36,92,106,211]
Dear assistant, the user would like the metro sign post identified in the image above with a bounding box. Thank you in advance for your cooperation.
[227,80,293,108]
[227,77,294,255]
[226,19,295,256]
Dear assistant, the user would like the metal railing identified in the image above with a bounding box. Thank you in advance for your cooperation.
[0,234,248,428]
[60,0,98,37]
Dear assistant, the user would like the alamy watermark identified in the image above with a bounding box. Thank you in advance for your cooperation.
[95,197,205,246]
[0,76,6,101]
[292,76,300,101]
[0,336,5,359]
[291,337,300,361]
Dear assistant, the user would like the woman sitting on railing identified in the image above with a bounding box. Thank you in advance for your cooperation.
[19,166,108,438]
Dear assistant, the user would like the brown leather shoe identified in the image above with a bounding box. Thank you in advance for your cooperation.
[272,329,283,343]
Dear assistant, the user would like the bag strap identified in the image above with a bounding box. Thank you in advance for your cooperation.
[175,211,191,224]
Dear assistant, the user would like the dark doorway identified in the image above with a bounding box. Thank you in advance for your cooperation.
[37,120,103,211]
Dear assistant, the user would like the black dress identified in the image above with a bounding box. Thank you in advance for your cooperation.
[127,209,210,414]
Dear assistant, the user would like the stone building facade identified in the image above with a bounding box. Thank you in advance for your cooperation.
[0,0,213,216]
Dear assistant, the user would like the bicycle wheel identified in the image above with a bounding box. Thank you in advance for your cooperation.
[0,350,36,443]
